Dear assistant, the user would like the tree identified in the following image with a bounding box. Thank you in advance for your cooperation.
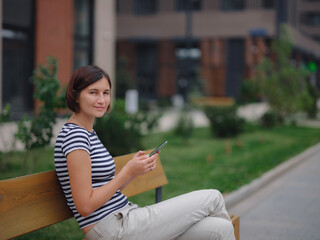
[15,57,66,173]
[250,25,310,119]
[0,104,11,170]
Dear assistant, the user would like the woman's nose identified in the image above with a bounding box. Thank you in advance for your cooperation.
[97,93,105,103]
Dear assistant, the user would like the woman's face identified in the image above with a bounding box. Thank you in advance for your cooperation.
[77,77,111,118]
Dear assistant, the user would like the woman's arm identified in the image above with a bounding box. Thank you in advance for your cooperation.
[67,150,157,217]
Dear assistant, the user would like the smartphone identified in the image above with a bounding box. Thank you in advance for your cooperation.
[149,141,168,157]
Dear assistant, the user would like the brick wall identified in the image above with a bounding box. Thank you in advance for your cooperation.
[157,40,176,97]
[200,38,226,96]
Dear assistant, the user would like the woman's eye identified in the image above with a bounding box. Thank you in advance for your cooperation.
[90,91,97,94]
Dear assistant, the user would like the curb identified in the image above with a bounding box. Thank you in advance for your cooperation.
[224,142,320,209]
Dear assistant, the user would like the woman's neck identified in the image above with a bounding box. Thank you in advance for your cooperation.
[69,113,94,132]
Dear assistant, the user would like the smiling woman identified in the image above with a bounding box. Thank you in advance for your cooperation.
[54,65,235,240]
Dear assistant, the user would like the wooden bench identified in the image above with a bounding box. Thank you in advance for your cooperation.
[0,150,239,240]
[192,97,235,107]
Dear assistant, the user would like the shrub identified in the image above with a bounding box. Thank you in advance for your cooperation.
[0,104,11,170]
[248,25,310,118]
[15,57,65,173]
[94,101,142,156]
[204,105,245,138]
[240,79,261,104]
[174,110,194,140]
[300,81,318,119]
[259,111,283,128]
[94,100,161,156]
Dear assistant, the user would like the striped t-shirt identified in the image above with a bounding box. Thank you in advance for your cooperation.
[54,123,128,229]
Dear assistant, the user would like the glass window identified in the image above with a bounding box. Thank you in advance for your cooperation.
[74,0,93,70]
[135,43,157,99]
[221,0,245,11]
[301,12,320,26]
[175,42,201,100]
[2,0,35,118]
[262,0,275,9]
[134,0,157,15]
[176,0,202,11]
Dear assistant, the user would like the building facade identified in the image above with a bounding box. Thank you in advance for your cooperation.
[116,0,320,101]
[1,0,320,118]
[1,0,115,118]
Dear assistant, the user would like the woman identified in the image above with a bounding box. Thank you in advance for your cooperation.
[54,65,235,240]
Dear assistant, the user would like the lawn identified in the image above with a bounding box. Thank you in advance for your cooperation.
[2,124,320,239]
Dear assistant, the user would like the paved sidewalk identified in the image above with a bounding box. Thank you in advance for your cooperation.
[226,143,320,240]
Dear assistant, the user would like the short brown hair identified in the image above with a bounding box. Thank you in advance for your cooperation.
[66,65,112,113]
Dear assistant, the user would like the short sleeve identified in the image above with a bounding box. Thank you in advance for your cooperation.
[61,128,91,157]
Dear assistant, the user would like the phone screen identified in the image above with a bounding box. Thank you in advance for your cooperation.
[149,141,168,157]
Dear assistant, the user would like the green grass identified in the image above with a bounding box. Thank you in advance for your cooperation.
[2,124,320,239]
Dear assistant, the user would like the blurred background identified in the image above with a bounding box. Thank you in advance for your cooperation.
[1,1,320,239]
[1,0,320,118]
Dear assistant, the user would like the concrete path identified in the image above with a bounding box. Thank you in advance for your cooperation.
[226,143,320,240]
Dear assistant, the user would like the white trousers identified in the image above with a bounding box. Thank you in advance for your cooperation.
[85,189,235,240]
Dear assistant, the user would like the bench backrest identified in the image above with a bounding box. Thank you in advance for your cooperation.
[0,150,168,239]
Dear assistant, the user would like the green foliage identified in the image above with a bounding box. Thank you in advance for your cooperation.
[0,104,11,170]
[239,78,262,103]
[0,104,11,123]
[249,25,311,118]
[15,57,65,172]
[260,111,284,128]
[174,110,194,140]
[204,105,245,138]
[300,81,318,119]
[94,100,161,156]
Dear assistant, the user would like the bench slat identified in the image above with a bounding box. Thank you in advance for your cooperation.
[0,171,73,239]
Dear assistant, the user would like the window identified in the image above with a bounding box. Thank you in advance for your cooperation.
[221,0,245,11]
[312,35,320,43]
[73,0,93,70]
[135,43,157,99]
[135,0,157,15]
[2,0,35,118]
[175,42,201,100]
[262,0,275,9]
[301,12,320,26]
[176,0,202,11]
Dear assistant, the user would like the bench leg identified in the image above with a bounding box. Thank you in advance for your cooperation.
[229,214,240,240]
[155,187,162,203]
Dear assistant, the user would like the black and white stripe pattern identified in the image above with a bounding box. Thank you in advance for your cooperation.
[54,123,128,229]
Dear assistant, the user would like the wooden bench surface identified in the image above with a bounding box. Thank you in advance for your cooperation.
[192,97,235,106]
[0,150,167,240]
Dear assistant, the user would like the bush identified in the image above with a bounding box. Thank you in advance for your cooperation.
[247,25,310,118]
[240,79,261,104]
[94,100,161,156]
[204,105,245,138]
[174,110,194,140]
[300,81,318,119]
[94,101,143,156]
[0,104,11,170]
[15,57,65,173]
[259,111,284,128]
